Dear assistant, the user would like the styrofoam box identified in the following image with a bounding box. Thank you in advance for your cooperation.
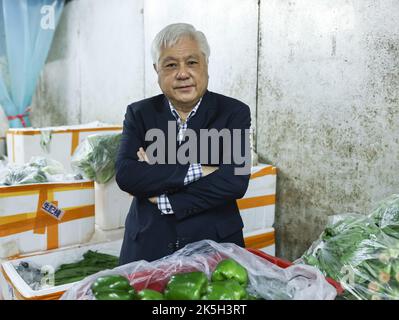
[0,180,95,258]
[239,164,277,234]
[244,227,275,256]
[0,239,122,300]
[90,225,125,243]
[95,178,132,230]
[0,137,5,157]
[6,122,122,172]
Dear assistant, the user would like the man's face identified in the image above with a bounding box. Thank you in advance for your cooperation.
[155,36,209,109]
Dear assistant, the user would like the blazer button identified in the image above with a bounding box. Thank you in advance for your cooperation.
[166,208,171,212]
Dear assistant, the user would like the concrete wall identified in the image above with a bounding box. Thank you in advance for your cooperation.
[257,0,399,260]
[31,0,258,127]
[30,0,145,126]
[143,0,259,127]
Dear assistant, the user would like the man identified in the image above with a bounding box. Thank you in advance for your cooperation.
[116,23,251,264]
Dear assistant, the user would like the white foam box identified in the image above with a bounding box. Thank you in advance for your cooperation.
[95,178,132,231]
[244,227,275,256]
[0,180,95,259]
[6,122,122,171]
[89,224,125,243]
[0,136,5,157]
[0,239,122,300]
[237,164,277,234]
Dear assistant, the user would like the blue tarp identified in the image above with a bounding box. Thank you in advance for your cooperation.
[0,0,64,128]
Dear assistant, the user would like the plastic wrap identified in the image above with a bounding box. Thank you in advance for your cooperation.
[369,194,399,239]
[71,133,121,184]
[40,129,52,153]
[299,195,399,300]
[0,156,79,185]
[61,240,336,300]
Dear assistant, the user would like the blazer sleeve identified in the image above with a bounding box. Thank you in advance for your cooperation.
[167,106,252,221]
[115,104,189,199]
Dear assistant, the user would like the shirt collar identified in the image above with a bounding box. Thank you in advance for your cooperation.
[168,98,202,123]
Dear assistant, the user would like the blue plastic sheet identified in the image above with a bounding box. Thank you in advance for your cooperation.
[0,0,64,128]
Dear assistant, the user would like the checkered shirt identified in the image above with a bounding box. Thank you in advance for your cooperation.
[157,99,203,214]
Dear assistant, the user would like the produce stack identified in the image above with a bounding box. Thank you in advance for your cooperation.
[71,132,131,231]
[299,194,399,300]
[1,240,122,300]
[0,156,96,259]
[91,258,254,300]
[0,123,123,300]
[6,122,122,172]
[61,240,338,300]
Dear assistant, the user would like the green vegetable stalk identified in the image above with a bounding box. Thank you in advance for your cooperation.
[71,133,121,184]
[55,250,119,286]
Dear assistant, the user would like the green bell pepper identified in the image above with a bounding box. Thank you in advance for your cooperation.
[135,289,164,300]
[202,280,247,300]
[164,271,208,300]
[91,275,135,300]
[211,259,248,287]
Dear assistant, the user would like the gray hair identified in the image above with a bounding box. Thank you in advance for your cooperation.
[151,23,210,67]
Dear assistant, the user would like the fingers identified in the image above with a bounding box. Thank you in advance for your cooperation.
[137,147,148,162]
[142,148,149,163]
[148,197,157,204]
[137,149,144,161]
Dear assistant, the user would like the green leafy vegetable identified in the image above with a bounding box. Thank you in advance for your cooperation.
[71,133,121,184]
[300,194,399,300]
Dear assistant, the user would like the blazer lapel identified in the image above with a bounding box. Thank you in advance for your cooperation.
[187,90,219,132]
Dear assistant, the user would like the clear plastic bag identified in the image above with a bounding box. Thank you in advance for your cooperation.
[0,156,79,185]
[71,133,121,184]
[369,195,399,239]
[298,196,399,300]
[61,240,336,300]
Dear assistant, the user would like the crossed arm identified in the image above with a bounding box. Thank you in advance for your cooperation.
[135,147,217,204]
[116,105,251,220]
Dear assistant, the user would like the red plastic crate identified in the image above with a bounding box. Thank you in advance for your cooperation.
[246,248,344,295]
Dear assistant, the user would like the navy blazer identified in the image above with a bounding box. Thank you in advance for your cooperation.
[116,90,251,264]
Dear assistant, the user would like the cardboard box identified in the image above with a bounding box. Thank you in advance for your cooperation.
[6,123,122,171]
[238,164,277,234]
[244,227,275,256]
[0,180,95,259]
[95,178,131,231]
[0,239,122,300]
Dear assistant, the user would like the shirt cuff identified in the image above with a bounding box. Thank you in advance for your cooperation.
[183,163,203,185]
[157,194,174,214]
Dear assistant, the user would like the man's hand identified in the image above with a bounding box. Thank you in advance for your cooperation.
[148,196,158,204]
[137,147,149,162]
[202,165,219,177]
[138,147,156,203]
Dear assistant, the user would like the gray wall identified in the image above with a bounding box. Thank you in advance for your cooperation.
[30,0,145,126]
[29,0,399,260]
[143,0,258,127]
[257,0,399,260]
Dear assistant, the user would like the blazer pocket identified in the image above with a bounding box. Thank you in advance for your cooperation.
[215,215,244,240]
